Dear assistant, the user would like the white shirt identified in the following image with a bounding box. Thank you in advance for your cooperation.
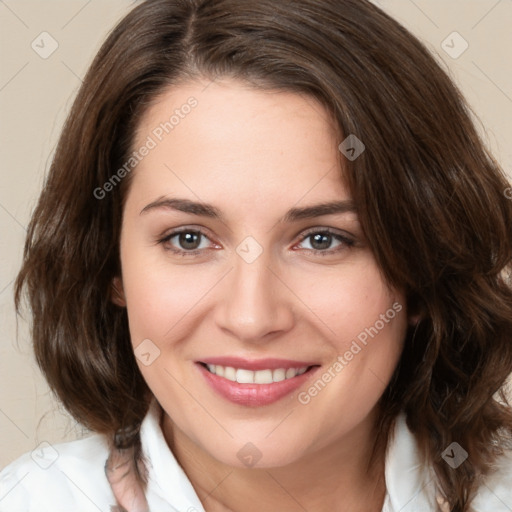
[1,402,512,511]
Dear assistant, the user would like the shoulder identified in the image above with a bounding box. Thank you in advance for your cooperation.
[471,449,512,511]
[385,415,512,511]
[0,433,115,512]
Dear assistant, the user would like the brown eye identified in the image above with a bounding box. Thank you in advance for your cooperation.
[296,229,355,256]
[177,231,202,250]
[159,229,213,255]
[309,233,334,250]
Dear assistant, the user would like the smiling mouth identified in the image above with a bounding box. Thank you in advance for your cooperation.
[199,363,317,384]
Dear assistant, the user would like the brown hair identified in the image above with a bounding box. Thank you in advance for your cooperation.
[15,0,512,509]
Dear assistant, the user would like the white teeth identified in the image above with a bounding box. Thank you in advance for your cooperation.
[224,366,236,381]
[236,369,254,384]
[254,369,273,384]
[272,368,286,382]
[205,364,309,383]
[285,368,296,379]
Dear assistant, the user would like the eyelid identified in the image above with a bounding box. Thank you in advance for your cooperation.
[158,225,215,242]
[296,226,353,239]
[157,225,355,256]
[293,226,355,252]
[157,226,220,256]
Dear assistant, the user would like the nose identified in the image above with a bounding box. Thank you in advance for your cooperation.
[214,250,294,343]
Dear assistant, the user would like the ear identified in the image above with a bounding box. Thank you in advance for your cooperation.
[406,292,423,327]
[408,312,422,327]
[111,276,127,307]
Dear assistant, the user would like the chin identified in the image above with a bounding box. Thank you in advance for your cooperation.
[203,436,309,470]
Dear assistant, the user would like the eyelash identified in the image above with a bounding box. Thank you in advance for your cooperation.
[157,227,355,257]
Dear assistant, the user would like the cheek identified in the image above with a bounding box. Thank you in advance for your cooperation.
[121,237,191,340]
[330,268,407,385]
[290,258,404,348]
[292,259,407,404]
[119,244,217,343]
[295,291,406,447]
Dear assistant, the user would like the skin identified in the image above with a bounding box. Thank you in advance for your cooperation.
[114,78,409,511]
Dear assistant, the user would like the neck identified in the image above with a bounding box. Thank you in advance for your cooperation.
[162,409,389,512]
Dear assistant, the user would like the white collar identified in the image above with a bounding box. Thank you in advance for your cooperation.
[140,401,207,512]
[384,414,439,511]
[138,402,440,511]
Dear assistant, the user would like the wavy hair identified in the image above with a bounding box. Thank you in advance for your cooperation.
[15,0,512,509]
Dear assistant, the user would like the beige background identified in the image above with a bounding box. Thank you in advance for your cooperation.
[1,0,511,467]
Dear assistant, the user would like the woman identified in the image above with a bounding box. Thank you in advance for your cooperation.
[2,0,512,510]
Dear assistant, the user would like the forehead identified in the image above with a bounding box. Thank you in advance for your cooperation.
[129,78,350,210]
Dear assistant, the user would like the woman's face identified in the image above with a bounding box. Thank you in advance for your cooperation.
[116,78,408,468]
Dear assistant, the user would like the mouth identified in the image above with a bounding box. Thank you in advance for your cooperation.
[200,362,313,383]
[196,357,320,406]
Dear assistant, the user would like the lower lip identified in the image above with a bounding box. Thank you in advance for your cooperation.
[197,363,318,406]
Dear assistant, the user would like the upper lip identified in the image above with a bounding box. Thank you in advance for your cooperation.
[198,356,318,371]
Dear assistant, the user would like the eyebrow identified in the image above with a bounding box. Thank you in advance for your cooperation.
[139,197,357,222]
